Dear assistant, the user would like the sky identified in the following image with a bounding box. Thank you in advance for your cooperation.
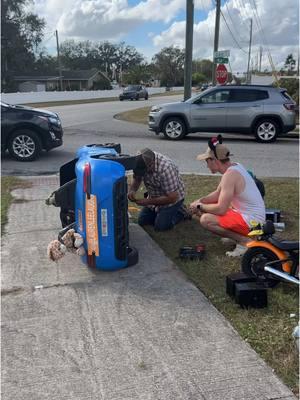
[33,0,299,74]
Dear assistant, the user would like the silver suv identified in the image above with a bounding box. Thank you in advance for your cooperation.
[148,85,296,143]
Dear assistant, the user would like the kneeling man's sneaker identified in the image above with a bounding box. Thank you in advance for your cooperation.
[226,244,247,257]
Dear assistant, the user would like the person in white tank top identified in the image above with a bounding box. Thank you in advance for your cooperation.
[189,136,266,257]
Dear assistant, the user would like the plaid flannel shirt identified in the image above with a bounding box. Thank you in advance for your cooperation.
[143,152,185,208]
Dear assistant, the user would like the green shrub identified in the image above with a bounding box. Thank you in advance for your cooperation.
[278,78,299,104]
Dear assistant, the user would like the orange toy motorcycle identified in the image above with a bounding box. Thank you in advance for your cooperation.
[241,220,299,288]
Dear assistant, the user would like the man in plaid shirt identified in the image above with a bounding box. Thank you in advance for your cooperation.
[128,148,188,231]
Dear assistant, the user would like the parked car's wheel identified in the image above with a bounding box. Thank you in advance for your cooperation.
[135,94,139,100]
[145,93,149,100]
[254,119,279,143]
[162,117,186,140]
[8,129,42,161]
[119,98,123,101]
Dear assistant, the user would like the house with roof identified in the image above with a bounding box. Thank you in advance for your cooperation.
[14,68,111,92]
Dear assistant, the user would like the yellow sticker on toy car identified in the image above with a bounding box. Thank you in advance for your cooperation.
[85,194,99,256]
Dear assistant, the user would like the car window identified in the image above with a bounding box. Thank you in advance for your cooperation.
[281,90,293,101]
[199,90,230,104]
[230,89,269,102]
[126,85,138,90]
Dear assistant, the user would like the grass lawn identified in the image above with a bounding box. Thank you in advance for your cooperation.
[115,106,150,124]
[2,174,299,393]
[1,176,31,233]
[128,174,299,395]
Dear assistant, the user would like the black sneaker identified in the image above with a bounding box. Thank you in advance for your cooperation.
[179,204,192,220]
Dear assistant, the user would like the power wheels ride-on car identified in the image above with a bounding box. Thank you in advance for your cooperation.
[47,143,139,270]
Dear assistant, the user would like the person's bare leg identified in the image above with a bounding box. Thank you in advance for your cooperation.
[199,213,249,245]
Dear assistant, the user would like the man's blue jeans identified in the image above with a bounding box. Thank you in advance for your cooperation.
[138,200,184,231]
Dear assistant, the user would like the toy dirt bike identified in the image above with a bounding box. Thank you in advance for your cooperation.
[241,220,299,287]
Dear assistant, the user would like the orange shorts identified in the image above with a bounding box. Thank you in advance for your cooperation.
[217,209,250,236]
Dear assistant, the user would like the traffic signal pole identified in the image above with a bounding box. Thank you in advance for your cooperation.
[212,0,221,85]
[184,0,194,101]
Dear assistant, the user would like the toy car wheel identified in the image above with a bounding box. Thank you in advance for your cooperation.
[87,143,121,154]
[127,246,138,267]
[162,117,186,140]
[95,154,139,170]
[241,247,280,287]
[8,129,42,161]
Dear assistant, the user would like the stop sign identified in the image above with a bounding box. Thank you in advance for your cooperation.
[216,64,228,84]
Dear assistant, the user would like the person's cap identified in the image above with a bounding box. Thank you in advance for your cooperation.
[133,148,155,176]
[196,140,233,161]
[139,148,155,165]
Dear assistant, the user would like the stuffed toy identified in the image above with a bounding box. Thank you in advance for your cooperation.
[47,229,85,262]
[47,240,67,262]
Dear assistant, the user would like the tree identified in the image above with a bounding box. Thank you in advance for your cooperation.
[122,64,153,85]
[284,54,296,75]
[34,52,58,74]
[192,59,213,82]
[60,40,98,70]
[114,42,144,83]
[1,0,45,91]
[192,72,206,85]
[59,40,144,82]
[152,46,185,86]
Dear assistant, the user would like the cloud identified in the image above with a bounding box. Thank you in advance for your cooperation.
[56,0,186,39]
[152,0,299,71]
[34,0,298,71]
[36,0,213,40]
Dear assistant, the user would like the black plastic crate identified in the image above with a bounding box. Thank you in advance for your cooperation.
[235,282,268,309]
[226,272,257,298]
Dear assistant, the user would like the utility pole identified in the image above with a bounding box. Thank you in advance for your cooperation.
[212,0,221,85]
[184,0,194,101]
[246,19,253,83]
[55,30,63,91]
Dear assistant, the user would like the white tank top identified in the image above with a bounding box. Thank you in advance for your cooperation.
[227,163,265,226]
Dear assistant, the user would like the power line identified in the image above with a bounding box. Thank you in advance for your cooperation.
[199,0,214,49]
[249,0,278,82]
[224,2,247,45]
[220,10,248,54]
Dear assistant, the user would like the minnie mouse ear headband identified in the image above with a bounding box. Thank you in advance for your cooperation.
[196,135,233,161]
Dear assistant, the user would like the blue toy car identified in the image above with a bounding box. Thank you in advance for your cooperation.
[48,143,139,270]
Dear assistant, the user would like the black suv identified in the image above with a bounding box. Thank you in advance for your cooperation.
[1,102,63,161]
[119,85,148,101]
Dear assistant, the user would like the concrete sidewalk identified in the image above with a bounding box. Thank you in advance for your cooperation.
[1,176,296,400]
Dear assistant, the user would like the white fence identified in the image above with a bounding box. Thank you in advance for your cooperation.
[1,87,183,105]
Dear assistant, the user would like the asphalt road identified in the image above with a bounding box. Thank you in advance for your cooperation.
[2,95,299,177]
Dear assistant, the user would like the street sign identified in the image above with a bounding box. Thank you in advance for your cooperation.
[214,49,230,58]
[216,64,228,84]
[214,57,229,64]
